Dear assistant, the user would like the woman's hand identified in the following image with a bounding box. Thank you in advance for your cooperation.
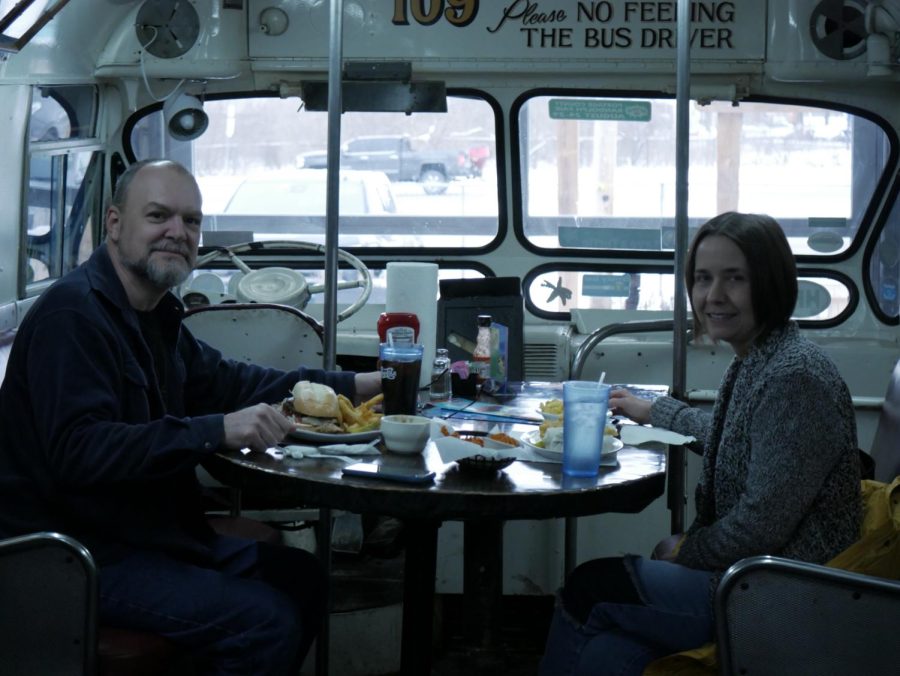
[651,533,685,562]
[609,387,652,424]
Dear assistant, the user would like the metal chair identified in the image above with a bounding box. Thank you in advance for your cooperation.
[182,302,324,370]
[0,532,98,675]
[716,555,900,676]
[0,527,288,676]
[183,302,325,521]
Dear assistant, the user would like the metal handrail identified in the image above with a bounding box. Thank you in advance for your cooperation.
[569,319,676,380]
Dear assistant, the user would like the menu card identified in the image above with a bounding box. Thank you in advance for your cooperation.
[423,397,543,424]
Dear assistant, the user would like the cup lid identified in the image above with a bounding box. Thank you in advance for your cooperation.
[386,326,415,345]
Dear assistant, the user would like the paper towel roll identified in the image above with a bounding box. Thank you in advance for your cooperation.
[386,262,438,388]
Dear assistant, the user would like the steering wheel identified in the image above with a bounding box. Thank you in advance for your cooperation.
[191,240,372,322]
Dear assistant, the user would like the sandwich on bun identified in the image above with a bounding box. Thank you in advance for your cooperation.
[281,380,344,434]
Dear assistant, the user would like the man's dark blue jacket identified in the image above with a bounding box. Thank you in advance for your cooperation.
[0,244,354,563]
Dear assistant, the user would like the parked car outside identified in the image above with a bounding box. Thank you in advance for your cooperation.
[298,135,473,195]
[222,168,397,215]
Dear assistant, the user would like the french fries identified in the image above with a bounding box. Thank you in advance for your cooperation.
[338,393,384,433]
[540,399,564,415]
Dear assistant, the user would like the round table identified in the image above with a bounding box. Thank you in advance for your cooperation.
[204,438,666,675]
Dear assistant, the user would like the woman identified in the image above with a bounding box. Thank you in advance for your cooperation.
[539,212,861,675]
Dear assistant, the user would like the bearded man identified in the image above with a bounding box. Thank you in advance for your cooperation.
[0,160,379,674]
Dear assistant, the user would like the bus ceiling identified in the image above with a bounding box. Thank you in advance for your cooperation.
[4,1,900,87]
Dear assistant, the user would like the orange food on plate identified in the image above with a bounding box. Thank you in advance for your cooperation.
[440,426,485,446]
[488,431,518,446]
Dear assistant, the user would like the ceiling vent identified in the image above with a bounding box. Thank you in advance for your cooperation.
[135,0,200,59]
[809,0,868,60]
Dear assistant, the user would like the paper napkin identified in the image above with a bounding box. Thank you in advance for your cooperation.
[619,426,696,447]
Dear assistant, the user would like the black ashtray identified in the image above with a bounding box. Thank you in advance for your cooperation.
[457,455,515,474]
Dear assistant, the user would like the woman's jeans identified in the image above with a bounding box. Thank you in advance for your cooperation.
[539,555,715,676]
[98,534,327,676]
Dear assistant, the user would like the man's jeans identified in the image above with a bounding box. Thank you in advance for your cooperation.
[99,535,326,676]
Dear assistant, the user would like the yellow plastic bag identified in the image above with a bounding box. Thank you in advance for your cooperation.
[827,477,900,578]
[644,477,900,676]
[643,644,718,676]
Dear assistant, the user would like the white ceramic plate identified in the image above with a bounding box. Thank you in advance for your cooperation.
[289,428,381,444]
[519,429,622,461]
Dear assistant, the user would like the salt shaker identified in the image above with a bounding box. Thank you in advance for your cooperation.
[429,347,452,401]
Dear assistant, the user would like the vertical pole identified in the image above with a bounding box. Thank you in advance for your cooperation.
[316,5,344,675]
[323,0,344,372]
[670,0,691,534]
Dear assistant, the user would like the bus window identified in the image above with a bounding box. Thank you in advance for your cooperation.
[29,85,96,141]
[526,269,852,323]
[24,85,102,291]
[527,270,675,315]
[129,94,499,250]
[517,96,888,256]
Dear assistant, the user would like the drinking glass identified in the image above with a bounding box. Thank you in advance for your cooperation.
[562,381,612,477]
[380,343,424,415]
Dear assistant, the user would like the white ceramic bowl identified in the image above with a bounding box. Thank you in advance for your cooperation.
[380,414,432,454]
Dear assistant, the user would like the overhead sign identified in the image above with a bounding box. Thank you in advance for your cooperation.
[549,99,651,121]
[250,0,766,65]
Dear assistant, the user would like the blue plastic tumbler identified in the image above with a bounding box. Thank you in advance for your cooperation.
[562,381,612,477]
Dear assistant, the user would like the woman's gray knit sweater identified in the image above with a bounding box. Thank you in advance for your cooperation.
[650,322,861,578]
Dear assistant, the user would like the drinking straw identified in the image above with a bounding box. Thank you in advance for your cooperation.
[598,371,606,387]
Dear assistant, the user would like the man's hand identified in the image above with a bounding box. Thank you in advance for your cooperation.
[223,403,294,453]
[354,371,382,406]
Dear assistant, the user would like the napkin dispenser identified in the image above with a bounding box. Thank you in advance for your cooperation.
[437,277,523,382]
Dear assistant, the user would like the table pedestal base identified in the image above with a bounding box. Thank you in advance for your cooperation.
[464,519,504,649]
[400,519,440,675]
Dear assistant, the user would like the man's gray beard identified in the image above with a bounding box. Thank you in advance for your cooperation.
[126,255,192,290]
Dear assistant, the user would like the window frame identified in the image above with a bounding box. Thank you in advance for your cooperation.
[22,85,103,296]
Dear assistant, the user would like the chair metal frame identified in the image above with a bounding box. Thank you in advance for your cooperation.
[870,357,900,482]
[0,531,98,676]
[184,301,325,521]
[716,555,900,676]
[183,302,324,370]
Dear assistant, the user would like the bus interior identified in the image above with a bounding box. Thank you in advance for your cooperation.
[2,0,900,673]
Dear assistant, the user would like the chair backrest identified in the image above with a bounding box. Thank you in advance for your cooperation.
[0,532,97,675]
[183,303,324,369]
[870,357,900,482]
[716,555,900,676]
